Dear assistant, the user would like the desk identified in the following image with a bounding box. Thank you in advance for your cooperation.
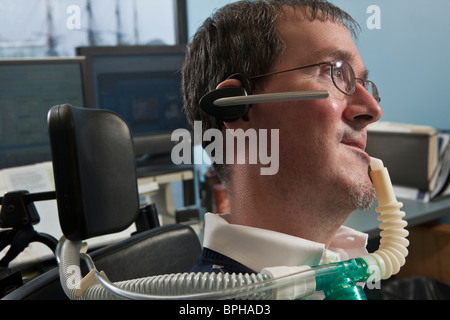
[345,196,450,239]
[138,169,194,225]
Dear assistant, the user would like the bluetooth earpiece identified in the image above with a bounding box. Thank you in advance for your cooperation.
[199,73,252,122]
[199,73,330,121]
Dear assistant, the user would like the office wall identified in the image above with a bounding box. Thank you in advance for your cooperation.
[332,0,450,130]
[186,0,450,130]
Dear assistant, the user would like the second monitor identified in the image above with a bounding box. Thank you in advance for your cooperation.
[77,45,189,164]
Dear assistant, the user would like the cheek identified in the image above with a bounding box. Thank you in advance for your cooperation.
[253,97,344,163]
[287,98,343,145]
[317,96,344,121]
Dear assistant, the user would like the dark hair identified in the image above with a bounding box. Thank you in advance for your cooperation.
[181,0,359,182]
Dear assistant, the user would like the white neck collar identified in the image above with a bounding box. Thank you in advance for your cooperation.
[202,212,368,272]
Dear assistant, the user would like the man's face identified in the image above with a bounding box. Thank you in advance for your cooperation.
[249,11,382,212]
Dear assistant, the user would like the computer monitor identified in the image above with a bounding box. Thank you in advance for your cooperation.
[0,57,86,169]
[77,45,190,174]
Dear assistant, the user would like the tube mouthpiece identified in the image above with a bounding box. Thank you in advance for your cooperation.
[369,157,397,207]
[370,157,384,171]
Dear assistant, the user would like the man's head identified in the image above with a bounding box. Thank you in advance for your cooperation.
[182,0,362,181]
[182,0,382,235]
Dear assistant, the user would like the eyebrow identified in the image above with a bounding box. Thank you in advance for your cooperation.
[308,48,354,64]
[360,69,369,82]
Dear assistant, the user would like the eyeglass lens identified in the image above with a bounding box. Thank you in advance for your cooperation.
[331,61,355,96]
[331,61,380,103]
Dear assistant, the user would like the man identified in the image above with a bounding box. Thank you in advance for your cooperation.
[182,0,382,276]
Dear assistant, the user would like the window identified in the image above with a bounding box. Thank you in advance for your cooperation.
[0,0,187,58]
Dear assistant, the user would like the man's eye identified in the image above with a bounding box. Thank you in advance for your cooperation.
[332,67,344,81]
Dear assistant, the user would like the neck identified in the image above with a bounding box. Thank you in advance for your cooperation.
[225,165,352,246]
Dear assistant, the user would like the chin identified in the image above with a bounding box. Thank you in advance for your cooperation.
[336,160,375,210]
[348,176,376,210]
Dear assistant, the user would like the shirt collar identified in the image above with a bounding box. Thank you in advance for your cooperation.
[202,212,368,272]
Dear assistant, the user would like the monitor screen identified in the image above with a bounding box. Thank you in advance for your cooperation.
[77,46,189,169]
[0,58,85,169]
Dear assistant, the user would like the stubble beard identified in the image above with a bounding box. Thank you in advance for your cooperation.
[348,181,376,210]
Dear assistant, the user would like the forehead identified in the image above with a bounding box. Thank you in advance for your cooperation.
[274,7,364,72]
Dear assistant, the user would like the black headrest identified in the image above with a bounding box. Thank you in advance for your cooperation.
[48,104,140,241]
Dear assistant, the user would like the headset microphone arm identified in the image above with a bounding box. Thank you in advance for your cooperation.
[213,90,329,106]
[199,87,329,121]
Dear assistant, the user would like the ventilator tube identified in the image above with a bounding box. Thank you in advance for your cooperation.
[359,157,409,280]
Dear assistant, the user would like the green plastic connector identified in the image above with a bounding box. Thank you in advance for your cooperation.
[314,258,370,300]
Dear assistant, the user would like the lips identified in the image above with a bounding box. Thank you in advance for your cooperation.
[340,133,371,163]
[341,138,366,151]
[340,128,367,150]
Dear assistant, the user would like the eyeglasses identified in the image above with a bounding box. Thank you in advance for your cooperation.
[249,60,381,103]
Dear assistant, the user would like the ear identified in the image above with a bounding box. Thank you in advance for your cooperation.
[216,78,243,90]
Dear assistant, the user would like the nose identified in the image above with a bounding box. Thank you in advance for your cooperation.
[343,83,382,129]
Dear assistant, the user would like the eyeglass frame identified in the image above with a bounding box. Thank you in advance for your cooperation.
[248,60,381,103]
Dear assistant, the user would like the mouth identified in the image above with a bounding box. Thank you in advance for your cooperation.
[340,137,370,162]
[341,139,365,151]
